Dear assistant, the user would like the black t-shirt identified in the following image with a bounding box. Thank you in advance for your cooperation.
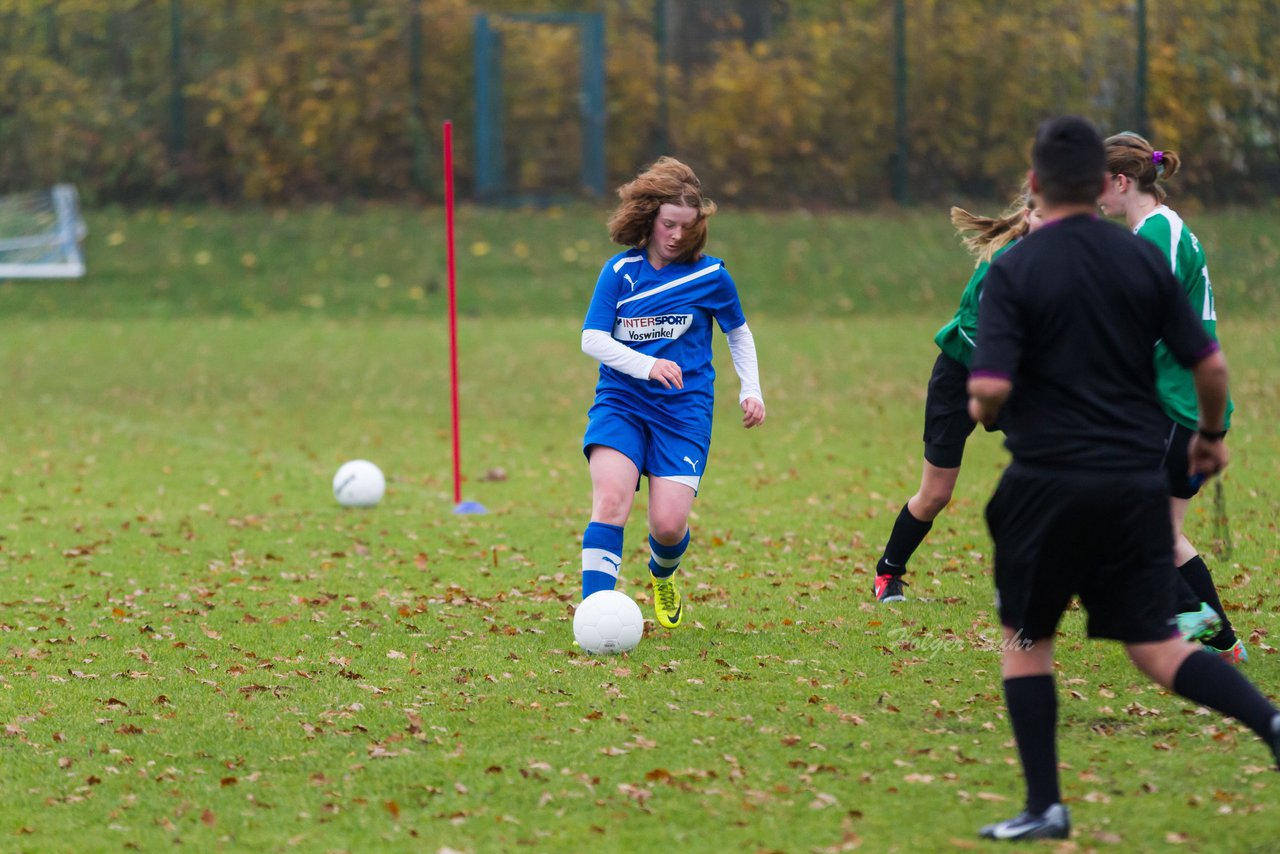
[971,214,1217,471]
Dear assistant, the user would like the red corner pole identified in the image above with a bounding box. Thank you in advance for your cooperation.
[443,120,462,506]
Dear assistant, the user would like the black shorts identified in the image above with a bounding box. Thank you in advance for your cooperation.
[1160,420,1203,500]
[985,464,1179,643]
[922,353,977,468]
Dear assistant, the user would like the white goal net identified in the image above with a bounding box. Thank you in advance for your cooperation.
[0,185,87,278]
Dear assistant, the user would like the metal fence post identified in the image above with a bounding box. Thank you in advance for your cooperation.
[892,0,908,205]
[654,0,670,158]
[408,0,429,192]
[1135,0,1148,138]
[169,0,186,162]
[580,12,606,197]
[473,15,504,201]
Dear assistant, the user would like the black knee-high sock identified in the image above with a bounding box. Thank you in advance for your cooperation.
[1179,555,1238,647]
[1173,650,1277,738]
[1004,675,1060,814]
[1174,572,1202,614]
[878,505,933,576]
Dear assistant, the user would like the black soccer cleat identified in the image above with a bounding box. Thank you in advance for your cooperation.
[979,803,1071,841]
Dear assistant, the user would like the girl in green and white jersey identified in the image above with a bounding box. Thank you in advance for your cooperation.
[873,188,1042,603]
[1099,132,1244,663]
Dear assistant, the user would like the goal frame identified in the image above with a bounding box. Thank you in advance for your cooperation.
[472,12,606,204]
[0,184,87,279]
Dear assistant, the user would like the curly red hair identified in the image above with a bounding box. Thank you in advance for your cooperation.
[607,157,717,264]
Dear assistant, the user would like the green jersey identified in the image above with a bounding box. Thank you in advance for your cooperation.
[1135,206,1233,430]
[934,241,1016,367]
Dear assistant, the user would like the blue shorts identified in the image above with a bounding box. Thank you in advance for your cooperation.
[583,400,710,494]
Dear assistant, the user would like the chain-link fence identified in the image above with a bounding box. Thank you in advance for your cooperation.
[1,0,1276,206]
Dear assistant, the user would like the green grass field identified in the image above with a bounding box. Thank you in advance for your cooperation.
[2,206,1278,853]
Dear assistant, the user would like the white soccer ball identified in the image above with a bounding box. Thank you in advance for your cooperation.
[332,460,386,507]
[573,589,644,654]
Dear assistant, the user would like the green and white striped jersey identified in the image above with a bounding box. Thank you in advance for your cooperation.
[1134,206,1233,430]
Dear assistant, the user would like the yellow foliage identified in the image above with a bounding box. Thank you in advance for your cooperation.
[0,0,1277,205]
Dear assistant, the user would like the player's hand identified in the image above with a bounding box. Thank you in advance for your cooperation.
[741,397,765,428]
[648,359,683,389]
[968,396,998,428]
[1187,433,1229,482]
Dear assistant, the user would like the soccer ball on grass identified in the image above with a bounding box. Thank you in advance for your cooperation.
[573,590,644,654]
[332,460,385,507]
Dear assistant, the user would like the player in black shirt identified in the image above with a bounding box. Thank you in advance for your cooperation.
[967,115,1280,842]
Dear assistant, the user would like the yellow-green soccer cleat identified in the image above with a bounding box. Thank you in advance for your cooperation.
[651,575,683,629]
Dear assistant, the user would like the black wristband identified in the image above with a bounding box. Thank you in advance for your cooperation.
[1197,427,1227,441]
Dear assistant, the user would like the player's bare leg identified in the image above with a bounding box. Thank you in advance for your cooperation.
[646,477,695,628]
[876,462,961,602]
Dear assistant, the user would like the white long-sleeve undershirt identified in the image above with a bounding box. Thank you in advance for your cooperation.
[725,323,763,404]
[581,324,764,404]
[581,328,657,380]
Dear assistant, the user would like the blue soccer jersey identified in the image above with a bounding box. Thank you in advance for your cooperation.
[583,248,747,432]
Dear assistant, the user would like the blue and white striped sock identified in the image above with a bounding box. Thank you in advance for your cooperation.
[582,521,624,599]
[648,529,690,579]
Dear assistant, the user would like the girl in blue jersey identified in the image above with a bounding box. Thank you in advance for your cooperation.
[579,157,765,630]
[872,189,1041,603]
